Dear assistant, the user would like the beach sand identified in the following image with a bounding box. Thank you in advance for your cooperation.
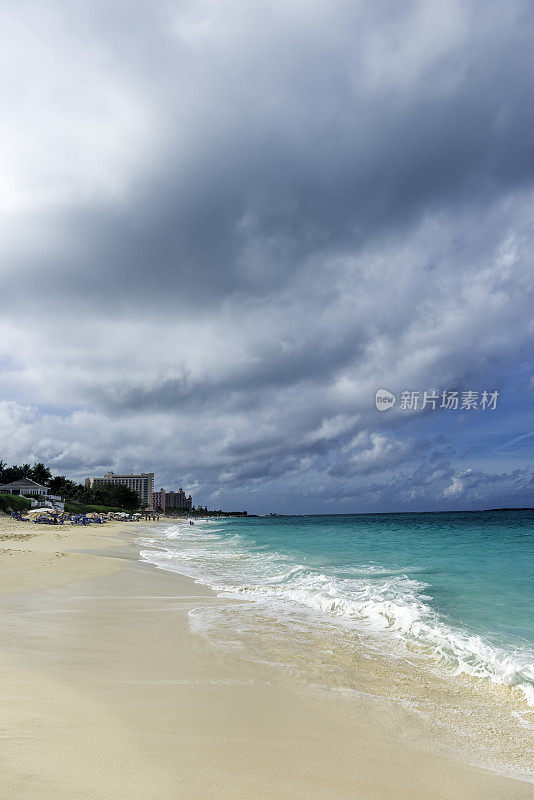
[0,514,531,800]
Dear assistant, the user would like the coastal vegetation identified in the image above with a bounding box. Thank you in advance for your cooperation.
[0,460,139,511]
[0,492,32,514]
[0,460,247,516]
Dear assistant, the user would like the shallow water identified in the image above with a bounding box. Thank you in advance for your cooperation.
[140,510,534,707]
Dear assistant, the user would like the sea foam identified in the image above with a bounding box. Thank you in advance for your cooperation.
[139,517,534,706]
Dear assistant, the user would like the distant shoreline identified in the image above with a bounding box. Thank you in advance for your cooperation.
[257,508,534,518]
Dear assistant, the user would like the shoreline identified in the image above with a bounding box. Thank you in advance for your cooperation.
[139,520,534,782]
[0,515,532,799]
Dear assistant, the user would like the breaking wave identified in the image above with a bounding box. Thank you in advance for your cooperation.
[139,519,534,706]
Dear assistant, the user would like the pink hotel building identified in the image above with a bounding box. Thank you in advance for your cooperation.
[152,487,193,512]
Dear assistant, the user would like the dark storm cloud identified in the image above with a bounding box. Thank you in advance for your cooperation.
[3,0,534,309]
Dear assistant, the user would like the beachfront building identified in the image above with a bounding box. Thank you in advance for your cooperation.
[0,477,50,498]
[85,471,154,508]
[0,478,64,509]
[152,487,193,512]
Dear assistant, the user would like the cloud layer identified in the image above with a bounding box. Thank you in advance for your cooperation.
[0,0,533,512]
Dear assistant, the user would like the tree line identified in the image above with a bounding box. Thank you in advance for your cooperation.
[0,461,139,511]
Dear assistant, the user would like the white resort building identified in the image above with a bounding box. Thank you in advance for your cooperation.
[85,471,154,508]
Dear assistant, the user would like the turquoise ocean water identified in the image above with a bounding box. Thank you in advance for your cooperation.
[140,510,534,705]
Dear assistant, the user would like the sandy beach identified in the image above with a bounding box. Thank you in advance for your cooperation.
[0,513,532,800]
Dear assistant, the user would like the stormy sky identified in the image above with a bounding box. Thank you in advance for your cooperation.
[0,0,533,513]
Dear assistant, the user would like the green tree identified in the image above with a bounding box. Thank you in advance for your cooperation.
[93,483,139,511]
[0,459,139,511]
[0,462,30,483]
[48,475,78,498]
[29,462,52,485]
